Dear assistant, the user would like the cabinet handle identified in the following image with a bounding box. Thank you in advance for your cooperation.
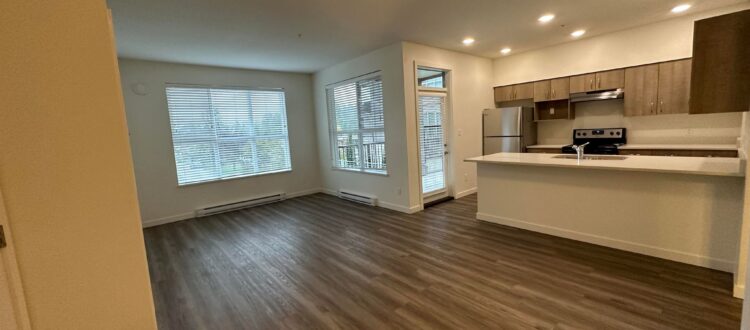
[589,79,594,90]
[597,77,601,88]
[650,101,654,113]
[552,90,556,98]
[659,100,664,113]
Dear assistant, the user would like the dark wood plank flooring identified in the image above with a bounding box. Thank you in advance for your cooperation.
[144,193,742,329]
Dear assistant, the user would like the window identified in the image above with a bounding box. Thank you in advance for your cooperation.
[165,85,291,185]
[327,75,386,173]
[417,68,446,88]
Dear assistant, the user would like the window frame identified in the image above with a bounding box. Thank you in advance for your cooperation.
[326,72,388,176]
[164,83,293,187]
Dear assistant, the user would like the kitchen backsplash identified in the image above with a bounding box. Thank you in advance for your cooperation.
[537,99,742,145]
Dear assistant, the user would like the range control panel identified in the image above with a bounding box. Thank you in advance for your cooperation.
[572,128,627,144]
[574,128,625,139]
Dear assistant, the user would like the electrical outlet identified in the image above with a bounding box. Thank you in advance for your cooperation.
[549,108,555,115]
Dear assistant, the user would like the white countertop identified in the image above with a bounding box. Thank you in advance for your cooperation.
[466,152,745,177]
[526,144,737,150]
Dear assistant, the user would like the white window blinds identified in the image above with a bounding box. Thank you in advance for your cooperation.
[327,76,386,173]
[165,86,292,185]
[418,95,446,193]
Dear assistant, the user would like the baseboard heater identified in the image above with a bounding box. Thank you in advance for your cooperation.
[337,189,377,206]
[195,193,286,217]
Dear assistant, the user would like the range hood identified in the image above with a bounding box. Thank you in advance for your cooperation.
[570,88,624,103]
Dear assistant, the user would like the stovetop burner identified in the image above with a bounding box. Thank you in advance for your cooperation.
[561,128,627,155]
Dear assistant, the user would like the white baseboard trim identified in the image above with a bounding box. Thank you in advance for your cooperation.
[142,212,195,228]
[320,188,337,196]
[141,188,325,228]
[476,212,736,273]
[734,284,745,299]
[454,187,477,199]
[286,188,324,198]
[322,188,421,214]
[380,201,422,214]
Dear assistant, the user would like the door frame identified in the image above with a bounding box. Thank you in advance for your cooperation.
[0,188,31,330]
[413,61,455,205]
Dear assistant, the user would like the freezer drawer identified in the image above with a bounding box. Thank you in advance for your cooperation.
[483,137,522,155]
[483,108,522,136]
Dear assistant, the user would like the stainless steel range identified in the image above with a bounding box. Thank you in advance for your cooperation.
[562,128,627,155]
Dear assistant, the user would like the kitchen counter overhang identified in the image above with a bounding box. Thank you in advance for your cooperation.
[466,152,745,177]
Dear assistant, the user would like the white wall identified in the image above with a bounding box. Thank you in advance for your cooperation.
[119,59,321,224]
[312,43,414,212]
[492,3,750,147]
[476,163,744,273]
[401,42,494,206]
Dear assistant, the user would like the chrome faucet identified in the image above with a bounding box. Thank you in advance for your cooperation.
[571,142,590,160]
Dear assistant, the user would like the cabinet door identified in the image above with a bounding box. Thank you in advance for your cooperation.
[533,80,550,102]
[570,75,587,93]
[624,64,659,117]
[594,70,624,91]
[658,59,691,114]
[583,73,598,92]
[550,77,570,100]
[514,83,535,100]
[690,10,750,114]
[494,86,514,102]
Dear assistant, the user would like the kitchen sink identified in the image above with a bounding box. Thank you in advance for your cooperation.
[552,155,628,160]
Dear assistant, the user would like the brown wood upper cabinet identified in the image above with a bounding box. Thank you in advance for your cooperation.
[624,59,691,117]
[594,70,624,91]
[658,59,691,114]
[689,9,750,114]
[533,80,550,102]
[570,71,623,93]
[534,78,569,102]
[494,82,534,102]
[624,64,659,116]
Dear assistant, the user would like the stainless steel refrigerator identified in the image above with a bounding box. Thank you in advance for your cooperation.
[482,107,536,155]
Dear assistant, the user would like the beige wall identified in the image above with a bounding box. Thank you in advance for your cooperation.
[492,4,750,146]
[401,42,494,206]
[118,59,322,224]
[313,43,414,212]
[535,101,742,145]
[0,2,157,329]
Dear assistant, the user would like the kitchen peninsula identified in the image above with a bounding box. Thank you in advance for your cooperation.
[466,152,745,273]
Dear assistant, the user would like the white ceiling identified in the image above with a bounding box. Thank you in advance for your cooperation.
[108,0,748,73]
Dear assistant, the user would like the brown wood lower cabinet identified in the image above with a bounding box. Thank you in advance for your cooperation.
[527,148,561,154]
[618,149,738,157]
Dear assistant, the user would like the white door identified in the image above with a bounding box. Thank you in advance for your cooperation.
[418,93,449,200]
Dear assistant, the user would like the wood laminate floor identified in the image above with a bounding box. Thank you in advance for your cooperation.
[144,193,742,329]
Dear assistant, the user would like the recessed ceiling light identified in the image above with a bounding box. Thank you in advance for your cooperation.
[462,37,475,45]
[671,4,691,13]
[500,48,512,55]
[571,30,586,38]
[538,14,555,23]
